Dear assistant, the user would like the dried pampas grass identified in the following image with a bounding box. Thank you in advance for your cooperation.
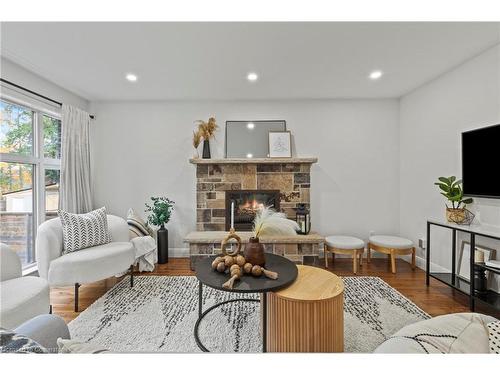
[192,130,202,148]
[253,206,299,238]
[196,117,218,140]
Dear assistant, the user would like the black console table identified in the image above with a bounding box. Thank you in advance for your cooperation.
[426,219,500,312]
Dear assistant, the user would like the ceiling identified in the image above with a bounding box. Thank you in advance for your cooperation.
[1,22,499,101]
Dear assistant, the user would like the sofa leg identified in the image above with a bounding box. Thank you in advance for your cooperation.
[49,305,53,314]
[130,265,134,288]
[74,283,80,312]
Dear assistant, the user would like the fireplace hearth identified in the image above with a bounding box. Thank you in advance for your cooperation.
[225,190,280,231]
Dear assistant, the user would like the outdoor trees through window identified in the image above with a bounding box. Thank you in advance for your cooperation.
[0,99,61,268]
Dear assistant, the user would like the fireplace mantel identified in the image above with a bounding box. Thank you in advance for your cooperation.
[189,157,318,165]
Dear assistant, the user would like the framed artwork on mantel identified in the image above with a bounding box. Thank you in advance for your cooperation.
[268,131,292,158]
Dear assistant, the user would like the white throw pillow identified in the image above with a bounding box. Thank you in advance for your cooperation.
[127,208,152,239]
[58,207,112,254]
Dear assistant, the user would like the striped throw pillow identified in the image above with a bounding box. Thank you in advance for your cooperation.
[58,207,112,254]
[127,208,152,238]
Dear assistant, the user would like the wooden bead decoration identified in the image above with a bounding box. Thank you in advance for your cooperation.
[229,264,240,275]
[251,265,263,277]
[235,255,246,267]
[243,263,253,274]
[220,228,242,256]
[224,255,235,267]
[216,262,226,273]
[262,267,279,280]
[222,274,238,289]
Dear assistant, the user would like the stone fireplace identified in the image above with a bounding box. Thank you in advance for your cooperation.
[194,159,315,231]
[187,157,323,268]
[225,190,280,231]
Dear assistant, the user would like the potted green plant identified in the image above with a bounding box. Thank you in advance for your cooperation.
[434,176,473,224]
[145,196,175,264]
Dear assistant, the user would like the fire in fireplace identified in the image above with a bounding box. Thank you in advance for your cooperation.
[225,190,280,231]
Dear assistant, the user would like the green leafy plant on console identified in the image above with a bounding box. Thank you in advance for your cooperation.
[434,176,473,209]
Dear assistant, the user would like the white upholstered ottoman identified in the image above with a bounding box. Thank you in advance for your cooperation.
[325,235,365,274]
[367,235,415,273]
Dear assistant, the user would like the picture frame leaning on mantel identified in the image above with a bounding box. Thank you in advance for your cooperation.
[268,130,292,158]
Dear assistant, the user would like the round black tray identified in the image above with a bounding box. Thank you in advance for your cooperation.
[195,253,298,293]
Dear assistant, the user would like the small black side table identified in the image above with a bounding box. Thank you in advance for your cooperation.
[194,253,298,352]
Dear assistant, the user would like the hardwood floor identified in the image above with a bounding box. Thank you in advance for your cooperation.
[51,257,499,323]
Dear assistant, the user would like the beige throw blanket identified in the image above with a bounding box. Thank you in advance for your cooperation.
[131,236,157,272]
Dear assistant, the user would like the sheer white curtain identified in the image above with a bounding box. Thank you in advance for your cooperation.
[60,104,93,213]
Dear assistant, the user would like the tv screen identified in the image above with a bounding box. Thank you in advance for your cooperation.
[462,124,500,198]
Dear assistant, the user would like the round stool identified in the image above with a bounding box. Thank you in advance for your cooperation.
[266,265,344,352]
[325,235,365,274]
[367,235,415,274]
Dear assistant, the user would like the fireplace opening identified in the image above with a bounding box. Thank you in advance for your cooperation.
[225,190,280,231]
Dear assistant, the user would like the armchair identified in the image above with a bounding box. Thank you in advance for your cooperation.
[36,215,135,312]
[0,244,50,329]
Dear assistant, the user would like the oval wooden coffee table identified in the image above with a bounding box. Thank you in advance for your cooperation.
[266,265,345,352]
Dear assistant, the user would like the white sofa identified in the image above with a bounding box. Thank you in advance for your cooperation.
[36,215,135,312]
[0,244,50,330]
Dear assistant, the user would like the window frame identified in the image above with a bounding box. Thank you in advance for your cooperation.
[1,97,62,270]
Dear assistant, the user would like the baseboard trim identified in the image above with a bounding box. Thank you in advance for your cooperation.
[169,247,189,258]
[177,247,450,273]
[399,253,450,273]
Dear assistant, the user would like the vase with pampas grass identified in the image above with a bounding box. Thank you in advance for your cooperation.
[245,207,300,266]
[195,117,218,159]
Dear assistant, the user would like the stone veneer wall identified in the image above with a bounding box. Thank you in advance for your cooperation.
[196,162,311,230]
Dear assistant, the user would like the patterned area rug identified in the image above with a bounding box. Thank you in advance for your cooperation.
[68,275,429,353]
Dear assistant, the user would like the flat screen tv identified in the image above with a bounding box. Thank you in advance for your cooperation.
[462,124,500,199]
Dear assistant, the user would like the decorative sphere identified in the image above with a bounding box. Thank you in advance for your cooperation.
[230,264,240,274]
[224,255,235,267]
[216,262,226,273]
[243,263,253,274]
[251,265,263,277]
[211,259,220,270]
[235,255,246,267]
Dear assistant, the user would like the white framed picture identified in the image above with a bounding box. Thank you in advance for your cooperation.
[268,131,292,158]
[457,241,496,281]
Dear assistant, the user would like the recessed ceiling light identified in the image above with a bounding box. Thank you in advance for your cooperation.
[125,73,138,82]
[246,153,253,158]
[247,123,255,129]
[247,72,258,82]
[369,70,383,80]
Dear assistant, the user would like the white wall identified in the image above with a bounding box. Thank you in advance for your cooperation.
[400,45,500,287]
[1,57,89,110]
[90,99,400,252]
